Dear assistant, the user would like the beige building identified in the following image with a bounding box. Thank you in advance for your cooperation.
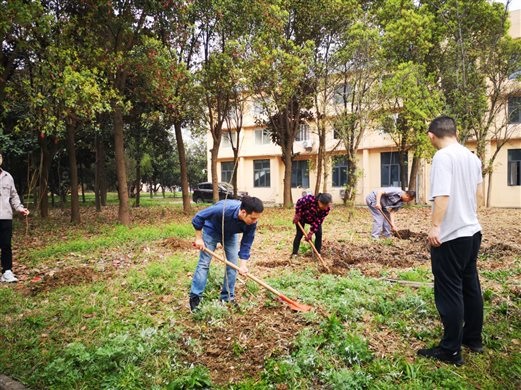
[207,12,521,208]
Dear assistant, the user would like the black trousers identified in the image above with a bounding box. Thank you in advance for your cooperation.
[431,231,483,352]
[292,222,322,255]
[0,220,13,272]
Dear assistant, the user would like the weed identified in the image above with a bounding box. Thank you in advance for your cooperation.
[167,366,212,389]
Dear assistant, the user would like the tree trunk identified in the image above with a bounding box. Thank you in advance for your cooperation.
[210,141,220,203]
[314,124,326,196]
[282,151,293,208]
[66,121,80,224]
[135,161,141,207]
[80,162,85,203]
[174,121,191,213]
[94,135,107,212]
[38,138,50,218]
[408,155,420,196]
[113,105,130,225]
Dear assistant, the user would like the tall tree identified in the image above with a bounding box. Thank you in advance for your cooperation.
[247,0,315,207]
[332,13,384,204]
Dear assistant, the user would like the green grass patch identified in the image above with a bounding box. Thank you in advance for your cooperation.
[26,222,193,265]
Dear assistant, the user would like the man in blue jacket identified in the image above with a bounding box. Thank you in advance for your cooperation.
[190,196,264,312]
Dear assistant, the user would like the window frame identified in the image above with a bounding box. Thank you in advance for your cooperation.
[381,151,406,187]
[220,161,234,183]
[254,129,271,145]
[508,96,521,124]
[253,159,271,188]
[508,149,521,186]
[291,160,310,188]
[332,156,348,187]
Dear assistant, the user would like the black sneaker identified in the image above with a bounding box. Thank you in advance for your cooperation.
[189,294,201,312]
[462,342,484,353]
[417,346,464,366]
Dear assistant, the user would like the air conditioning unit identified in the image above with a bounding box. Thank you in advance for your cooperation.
[302,140,313,150]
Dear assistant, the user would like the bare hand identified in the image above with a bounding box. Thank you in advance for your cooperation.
[305,232,313,242]
[375,203,382,211]
[238,263,248,275]
[428,226,442,247]
[193,238,205,250]
[20,208,29,216]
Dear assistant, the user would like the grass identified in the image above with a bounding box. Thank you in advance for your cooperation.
[0,200,519,389]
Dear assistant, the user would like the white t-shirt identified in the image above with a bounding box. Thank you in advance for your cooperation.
[429,142,482,243]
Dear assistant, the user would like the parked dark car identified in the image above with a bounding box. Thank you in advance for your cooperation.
[192,182,248,203]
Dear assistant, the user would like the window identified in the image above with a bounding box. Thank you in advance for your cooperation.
[221,131,236,148]
[333,83,352,105]
[252,99,264,117]
[332,156,348,187]
[255,129,271,144]
[291,160,309,188]
[221,161,234,183]
[381,152,407,187]
[508,97,521,124]
[254,159,271,187]
[295,123,310,141]
[508,149,521,186]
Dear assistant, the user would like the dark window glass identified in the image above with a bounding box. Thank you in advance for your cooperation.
[381,152,407,187]
[221,162,234,183]
[253,159,271,187]
[291,160,309,188]
[332,156,348,187]
[508,97,521,124]
[508,149,521,186]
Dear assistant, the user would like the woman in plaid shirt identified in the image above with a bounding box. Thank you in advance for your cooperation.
[291,193,332,257]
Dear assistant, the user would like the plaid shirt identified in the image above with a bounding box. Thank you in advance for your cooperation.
[295,194,330,234]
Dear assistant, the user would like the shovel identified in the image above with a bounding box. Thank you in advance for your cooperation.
[297,221,330,272]
[377,208,402,239]
[201,247,312,312]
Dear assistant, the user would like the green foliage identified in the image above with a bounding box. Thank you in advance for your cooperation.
[41,328,179,389]
[167,366,212,390]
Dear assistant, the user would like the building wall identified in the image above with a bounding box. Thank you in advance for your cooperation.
[206,11,521,208]
[510,9,521,38]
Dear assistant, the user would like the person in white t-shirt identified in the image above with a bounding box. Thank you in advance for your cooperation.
[417,116,484,366]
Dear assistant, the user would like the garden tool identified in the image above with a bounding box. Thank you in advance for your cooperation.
[377,208,402,239]
[297,221,330,271]
[201,247,312,312]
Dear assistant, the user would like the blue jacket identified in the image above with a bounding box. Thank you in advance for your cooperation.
[192,200,257,260]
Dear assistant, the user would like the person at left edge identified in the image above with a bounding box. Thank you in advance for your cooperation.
[0,152,30,283]
[189,196,264,312]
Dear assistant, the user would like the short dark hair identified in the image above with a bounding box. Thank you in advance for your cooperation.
[428,115,457,138]
[240,196,264,214]
[317,193,332,204]
[405,190,416,199]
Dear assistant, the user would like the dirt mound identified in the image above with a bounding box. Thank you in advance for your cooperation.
[22,266,101,295]
[161,237,194,250]
[321,239,429,276]
[480,242,521,258]
[256,259,292,268]
[184,304,305,385]
[394,229,427,241]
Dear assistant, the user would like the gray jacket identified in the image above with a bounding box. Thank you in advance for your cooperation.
[0,170,24,220]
